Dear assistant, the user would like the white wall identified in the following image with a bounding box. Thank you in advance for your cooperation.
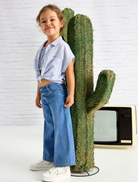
[0,0,138,125]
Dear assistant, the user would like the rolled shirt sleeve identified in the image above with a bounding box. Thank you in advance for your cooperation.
[62,44,75,73]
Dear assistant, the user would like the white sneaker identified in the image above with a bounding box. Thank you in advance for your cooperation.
[42,166,71,181]
[30,159,53,171]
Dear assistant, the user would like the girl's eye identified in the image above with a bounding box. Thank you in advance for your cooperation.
[42,19,55,23]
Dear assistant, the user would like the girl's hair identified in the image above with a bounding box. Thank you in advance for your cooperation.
[36,4,65,34]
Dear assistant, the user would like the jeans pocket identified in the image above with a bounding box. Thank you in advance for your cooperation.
[48,84,62,94]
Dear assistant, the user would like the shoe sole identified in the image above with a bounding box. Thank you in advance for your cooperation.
[42,173,71,181]
[30,165,53,171]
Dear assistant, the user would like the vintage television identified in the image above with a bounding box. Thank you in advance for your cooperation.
[94,105,137,148]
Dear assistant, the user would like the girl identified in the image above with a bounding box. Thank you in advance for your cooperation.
[30,4,76,181]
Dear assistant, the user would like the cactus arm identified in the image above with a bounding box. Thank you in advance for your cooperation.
[86,70,115,115]
[61,8,74,42]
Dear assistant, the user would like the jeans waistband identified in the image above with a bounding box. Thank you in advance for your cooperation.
[39,82,65,92]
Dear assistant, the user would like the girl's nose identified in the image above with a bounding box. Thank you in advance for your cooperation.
[46,21,51,26]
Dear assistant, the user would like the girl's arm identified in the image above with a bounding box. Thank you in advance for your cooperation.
[35,82,42,108]
[36,82,41,97]
[64,59,75,108]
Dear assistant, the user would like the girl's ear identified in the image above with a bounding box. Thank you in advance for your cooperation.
[60,19,64,28]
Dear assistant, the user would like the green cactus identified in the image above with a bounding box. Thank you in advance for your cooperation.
[61,8,74,42]
[61,8,115,172]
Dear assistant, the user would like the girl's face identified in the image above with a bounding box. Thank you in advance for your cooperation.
[39,9,64,38]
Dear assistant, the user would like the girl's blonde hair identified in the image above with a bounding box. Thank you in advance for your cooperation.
[36,4,65,33]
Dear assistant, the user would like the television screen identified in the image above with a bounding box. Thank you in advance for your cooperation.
[94,110,117,142]
[94,105,137,148]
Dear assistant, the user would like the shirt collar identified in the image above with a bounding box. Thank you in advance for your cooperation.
[41,35,62,47]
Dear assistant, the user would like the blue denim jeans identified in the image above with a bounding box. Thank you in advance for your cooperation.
[39,82,76,167]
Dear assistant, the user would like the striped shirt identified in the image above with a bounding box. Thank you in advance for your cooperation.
[34,35,75,84]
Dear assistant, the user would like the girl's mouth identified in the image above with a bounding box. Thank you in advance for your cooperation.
[46,27,53,30]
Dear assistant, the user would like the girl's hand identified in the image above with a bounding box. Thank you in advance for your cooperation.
[64,95,74,108]
[35,95,42,108]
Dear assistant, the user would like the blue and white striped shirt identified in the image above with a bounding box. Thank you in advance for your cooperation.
[34,35,75,84]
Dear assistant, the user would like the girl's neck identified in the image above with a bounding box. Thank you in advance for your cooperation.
[44,41,48,47]
[44,34,60,47]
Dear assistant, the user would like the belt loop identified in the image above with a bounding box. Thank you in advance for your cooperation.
[46,84,50,92]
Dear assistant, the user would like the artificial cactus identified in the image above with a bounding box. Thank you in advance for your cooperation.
[61,9,74,42]
[61,8,115,172]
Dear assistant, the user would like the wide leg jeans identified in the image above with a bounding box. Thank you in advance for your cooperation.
[39,82,76,167]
